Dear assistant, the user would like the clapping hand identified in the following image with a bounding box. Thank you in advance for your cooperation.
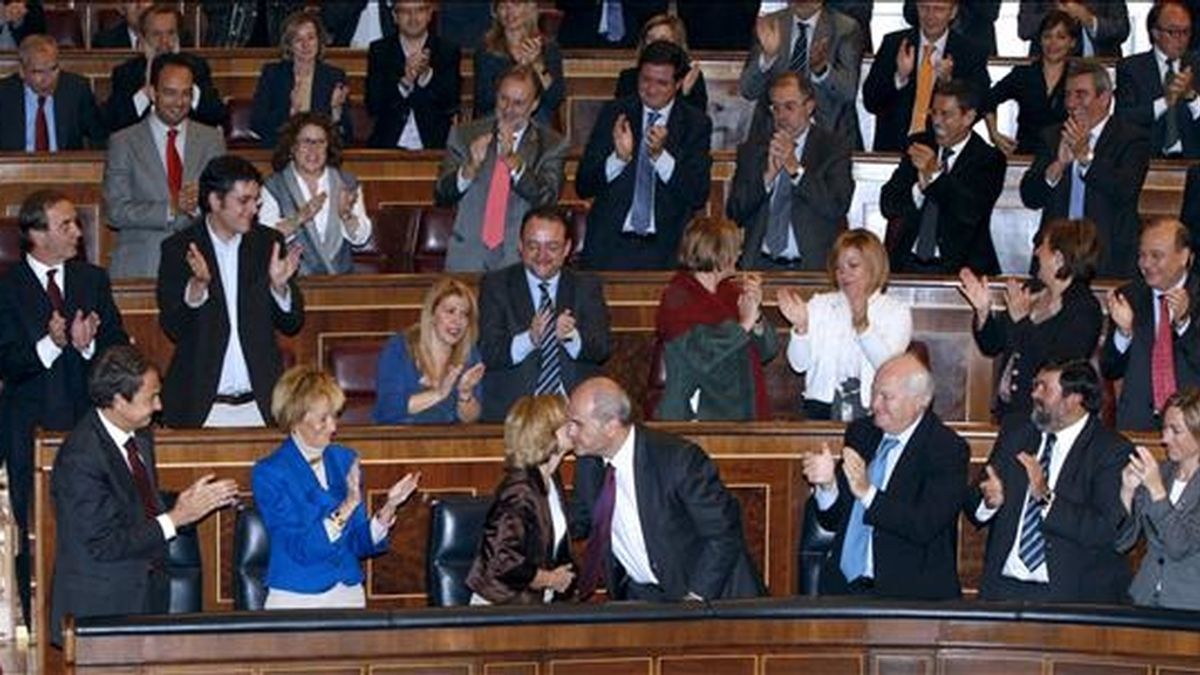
[1003,277,1034,323]
[185,242,212,304]
[70,310,101,351]
[169,474,239,528]
[464,132,494,180]
[376,471,421,527]
[530,305,554,344]
[613,113,635,162]
[1165,287,1191,328]
[777,287,809,334]
[268,241,302,294]
[801,442,838,488]
[842,447,870,499]
[737,273,763,331]
[979,465,1004,509]
[47,311,67,348]
[1105,289,1134,338]
[645,122,668,159]
[1016,452,1050,502]
[555,309,577,341]
[896,37,916,80]
[957,267,991,320]
[755,15,782,58]
[936,53,955,82]
[810,36,830,75]
[457,362,485,398]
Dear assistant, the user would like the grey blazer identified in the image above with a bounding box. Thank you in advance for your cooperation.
[739,6,864,146]
[102,117,226,279]
[1117,459,1200,610]
[433,117,567,272]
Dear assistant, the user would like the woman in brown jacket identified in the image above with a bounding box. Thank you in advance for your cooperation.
[467,395,575,604]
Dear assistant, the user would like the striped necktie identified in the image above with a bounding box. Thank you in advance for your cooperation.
[534,282,564,396]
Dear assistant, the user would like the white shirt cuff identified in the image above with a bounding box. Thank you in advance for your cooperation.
[36,334,63,369]
[456,166,473,193]
[158,513,178,541]
[563,329,582,359]
[1154,97,1168,119]
[510,330,535,364]
[185,286,208,308]
[272,286,292,312]
[605,153,628,182]
[133,89,151,116]
[814,483,838,511]
[79,339,96,360]
[1112,329,1132,353]
[974,501,998,523]
[861,485,878,510]
[369,517,389,545]
[653,149,676,182]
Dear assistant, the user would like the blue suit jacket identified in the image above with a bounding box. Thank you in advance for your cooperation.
[250,60,353,148]
[251,438,388,594]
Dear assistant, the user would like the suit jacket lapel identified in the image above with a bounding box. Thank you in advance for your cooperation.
[887,412,931,485]
[15,261,49,342]
[137,118,171,192]
[192,224,228,312]
[632,426,657,563]
[557,270,577,311]
[1055,416,1098,494]
[89,411,146,512]
[510,264,536,325]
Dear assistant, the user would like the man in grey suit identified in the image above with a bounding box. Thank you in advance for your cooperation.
[0,35,107,152]
[103,53,226,279]
[727,72,853,271]
[433,64,567,272]
[739,1,864,148]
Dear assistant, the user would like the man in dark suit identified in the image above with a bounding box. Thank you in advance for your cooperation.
[0,190,128,627]
[366,0,460,150]
[1019,0,1130,57]
[1100,218,1200,430]
[104,5,227,133]
[0,35,107,151]
[576,40,711,270]
[92,1,149,49]
[478,206,610,423]
[727,71,853,271]
[967,358,1131,602]
[1021,58,1150,279]
[881,79,1006,275]
[905,0,1000,55]
[155,155,304,428]
[321,0,397,48]
[568,377,763,601]
[863,0,990,153]
[50,344,238,646]
[0,0,44,50]
[554,0,667,48]
[803,353,969,599]
[1116,1,1200,159]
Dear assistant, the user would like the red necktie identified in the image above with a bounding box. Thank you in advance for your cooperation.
[577,464,616,600]
[1152,294,1178,413]
[35,95,49,152]
[124,438,161,519]
[480,154,511,250]
[45,268,64,315]
[166,127,183,203]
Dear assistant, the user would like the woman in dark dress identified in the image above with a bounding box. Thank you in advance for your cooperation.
[984,9,1080,156]
[958,218,1103,423]
[613,13,708,112]
[473,0,564,125]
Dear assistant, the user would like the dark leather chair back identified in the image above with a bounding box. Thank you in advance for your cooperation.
[46,8,84,48]
[643,338,666,420]
[426,495,492,606]
[798,502,835,596]
[326,338,387,425]
[411,207,456,273]
[347,101,374,147]
[224,98,259,148]
[0,217,20,277]
[371,204,422,272]
[233,504,270,610]
[161,491,202,613]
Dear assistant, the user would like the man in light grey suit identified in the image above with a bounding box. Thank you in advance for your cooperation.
[727,72,853,271]
[740,1,864,148]
[433,64,567,272]
[103,53,226,279]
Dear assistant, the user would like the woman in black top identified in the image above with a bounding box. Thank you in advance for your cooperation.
[958,218,1104,423]
[613,13,707,113]
[985,9,1079,156]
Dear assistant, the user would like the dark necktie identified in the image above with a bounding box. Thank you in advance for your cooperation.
[629,109,661,234]
[1018,433,1056,571]
[34,95,49,152]
[914,147,954,260]
[124,438,161,520]
[166,127,183,204]
[578,463,616,600]
[789,21,809,74]
[45,268,65,315]
[1164,59,1182,153]
[765,169,793,258]
[534,282,564,396]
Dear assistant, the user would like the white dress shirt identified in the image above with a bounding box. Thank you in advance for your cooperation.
[97,409,177,541]
[607,427,660,586]
[349,1,384,49]
[396,34,435,149]
[259,167,373,247]
[606,99,678,235]
[507,268,583,364]
[26,255,96,367]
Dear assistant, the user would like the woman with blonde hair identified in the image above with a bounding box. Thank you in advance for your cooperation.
[252,366,420,609]
[778,229,911,420]
[613,13,707,111]
[373,277,485,424]
[474,0,564,124]
[467,394,575,604]
[655,216,777,421]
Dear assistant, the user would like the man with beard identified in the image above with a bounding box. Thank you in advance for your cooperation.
[966,358,1132,602]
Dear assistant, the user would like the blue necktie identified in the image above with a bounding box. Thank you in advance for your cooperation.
[839,435,900,584]
[1068,159,1086,219]
[602,0,625,43]
[629,109,661,235]
[533,282,564,396]
[1017,433,1056,572]
[789,21,809,73]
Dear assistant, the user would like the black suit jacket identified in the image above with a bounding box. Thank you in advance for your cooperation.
[1180,163,1200,249]
[364,33,461,150]
[1020,116,1150,279]
[966,415,1132,602]
[726,124,853,271]
[320,1,397,47]
[554,0,667,48]
[814,412,969,600]
[863,28,990,152]
[571,426,764,600]
[155,223,304,428]
[250,60,352,149]
[92,20,135,49]
[105,52,228,133]
[881,132,1006,275]
[0,72,108,151]
[1116,51,1200,159]
[477,263,610,422]
[1099,274,1200,430]
[904,0,1000,55]
[49,410,168,646]
[576,96,712,270]
[0,258,128,529]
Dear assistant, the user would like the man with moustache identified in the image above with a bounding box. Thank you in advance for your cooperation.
[881,78,1006,276]
[1116,1,1200,158]
[967,358,1131,602]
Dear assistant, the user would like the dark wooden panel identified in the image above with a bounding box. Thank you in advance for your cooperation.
[762,654,862,675]
[660,655,756,675]
[940,654,1043,675]
[548,659,652,675]
[874,653,935,675]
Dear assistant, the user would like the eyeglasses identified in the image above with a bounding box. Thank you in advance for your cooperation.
[1155,26,1191,39]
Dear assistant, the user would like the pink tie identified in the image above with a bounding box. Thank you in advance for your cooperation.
[481,156,511,250]
[1152,294,1178,413]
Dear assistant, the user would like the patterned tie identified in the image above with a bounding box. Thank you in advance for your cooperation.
[481,153,511,250]
[602,0,625,42]
[124,438,161,520]
[577,463,616,600]
[533,282,564,396]
[1164,60,1182,154]
[166,127,183,205]
[910,44,936,134]
[1018,433,1056,571]
[1068,157,1086,219]
[35,95,49,152]
[1152,294,1179,413]
[789,21,809,74]
[629,110,661,235]
[914,147,954,260]
[45,268,65,315]
[839,436,900,584]
[764,170,793,258]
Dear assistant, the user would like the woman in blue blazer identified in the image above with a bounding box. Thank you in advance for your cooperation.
[251,11,353,148]
[252,366,420,609]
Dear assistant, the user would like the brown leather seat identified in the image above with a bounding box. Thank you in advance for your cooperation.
[371,205,422,273]
[562,204,587,264]
[326,338,388,425]
[224,98,259,148]
[411,206,456,273]
[45,8,84,48]
[346,101,374,148]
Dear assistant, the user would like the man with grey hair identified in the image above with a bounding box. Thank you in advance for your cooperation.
[0,34,107,151]
[567,377,763,602]
[1020,57,1150,278]
[801,352,969,598]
